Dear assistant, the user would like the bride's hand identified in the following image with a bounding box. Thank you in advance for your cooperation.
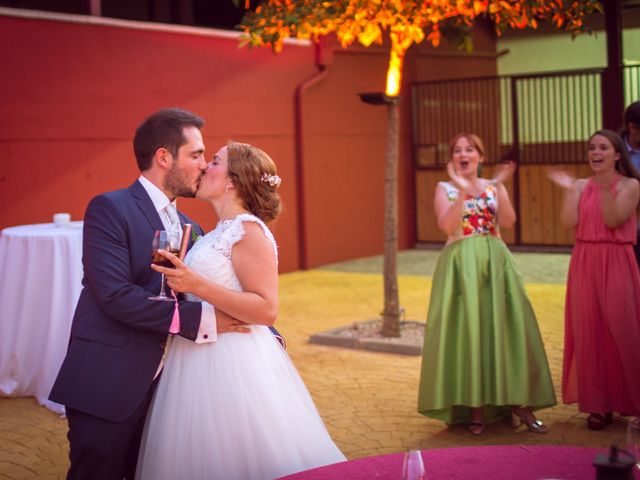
[151,249,202,294]
[546,167,576,190]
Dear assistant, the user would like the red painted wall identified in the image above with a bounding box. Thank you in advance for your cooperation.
[0,10,497,272]
[0,12,317,272]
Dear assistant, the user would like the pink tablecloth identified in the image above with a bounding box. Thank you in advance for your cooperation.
[279,445,637,480]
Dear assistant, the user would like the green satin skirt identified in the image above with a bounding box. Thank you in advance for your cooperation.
[417,235,556,425]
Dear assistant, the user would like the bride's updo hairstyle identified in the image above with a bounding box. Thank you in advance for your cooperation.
[227,141,282,223]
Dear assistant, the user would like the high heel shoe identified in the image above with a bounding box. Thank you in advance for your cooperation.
[468,408,485,436]
[510,406,548,434]
[587,412,612,431]
[467,421,485,436]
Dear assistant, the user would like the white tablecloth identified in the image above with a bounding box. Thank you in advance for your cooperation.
[0,222,83,414]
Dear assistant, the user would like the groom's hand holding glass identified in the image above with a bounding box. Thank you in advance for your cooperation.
[151,249,250,334]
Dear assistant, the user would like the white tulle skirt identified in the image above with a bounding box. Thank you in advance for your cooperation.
[135,326,346,480]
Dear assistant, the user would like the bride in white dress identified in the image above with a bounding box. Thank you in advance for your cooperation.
[135,141,345,480]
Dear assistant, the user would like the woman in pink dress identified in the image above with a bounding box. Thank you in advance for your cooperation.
[548,129,640,430]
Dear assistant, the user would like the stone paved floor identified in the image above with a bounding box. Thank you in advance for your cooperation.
[0,253,632,479]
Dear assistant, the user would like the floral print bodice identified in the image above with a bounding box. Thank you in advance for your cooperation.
[440,181,499,237]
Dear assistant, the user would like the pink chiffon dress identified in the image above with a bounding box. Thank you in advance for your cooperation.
[563,177,640,415]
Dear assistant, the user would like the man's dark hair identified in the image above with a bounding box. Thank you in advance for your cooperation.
[133,108,205,171]
[621,101,640,138]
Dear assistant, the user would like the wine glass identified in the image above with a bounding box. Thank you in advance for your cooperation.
[402,450,425,480]
[627,417,640,470]
[148,230,180,301]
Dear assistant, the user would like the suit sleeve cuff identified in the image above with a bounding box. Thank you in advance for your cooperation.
[195,302,217,343]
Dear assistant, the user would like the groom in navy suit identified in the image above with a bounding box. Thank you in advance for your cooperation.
[50,108,248,480]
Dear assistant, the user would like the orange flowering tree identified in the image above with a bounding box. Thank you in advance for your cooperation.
[239,1,601,95]
[238,0,601,337]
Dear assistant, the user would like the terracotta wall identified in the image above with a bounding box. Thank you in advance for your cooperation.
[0,9,498,272]
[0,12,315,273]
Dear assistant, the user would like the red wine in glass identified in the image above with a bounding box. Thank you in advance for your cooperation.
[151,248,181,268]
[149,230,180,301]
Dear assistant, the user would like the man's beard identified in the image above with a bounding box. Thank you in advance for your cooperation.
[165,164,201,199]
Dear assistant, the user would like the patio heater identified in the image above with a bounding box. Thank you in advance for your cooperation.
[358,92,402,337]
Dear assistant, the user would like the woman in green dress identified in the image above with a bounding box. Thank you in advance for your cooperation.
[417,133,556,435]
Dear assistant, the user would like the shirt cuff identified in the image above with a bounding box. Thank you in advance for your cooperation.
[196,302,217,343]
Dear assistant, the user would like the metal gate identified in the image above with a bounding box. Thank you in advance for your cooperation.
[412,65,640,245]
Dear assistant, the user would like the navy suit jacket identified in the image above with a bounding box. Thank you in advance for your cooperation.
[50,181,204,422]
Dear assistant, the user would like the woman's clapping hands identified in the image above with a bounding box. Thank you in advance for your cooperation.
[492,161,516,184]
[447,162,484,197]
[546,167,577,190]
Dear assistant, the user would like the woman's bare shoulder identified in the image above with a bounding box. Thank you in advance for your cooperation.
[620,176,640,189]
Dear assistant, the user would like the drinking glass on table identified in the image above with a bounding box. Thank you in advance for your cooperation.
[402,450,425,480]
[628,417,640,470]
[148,229,180,301]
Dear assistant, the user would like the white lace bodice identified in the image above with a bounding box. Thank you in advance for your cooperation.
[183,213,277,301]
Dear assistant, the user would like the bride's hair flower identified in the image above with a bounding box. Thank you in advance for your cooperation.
[261,173,282,188]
